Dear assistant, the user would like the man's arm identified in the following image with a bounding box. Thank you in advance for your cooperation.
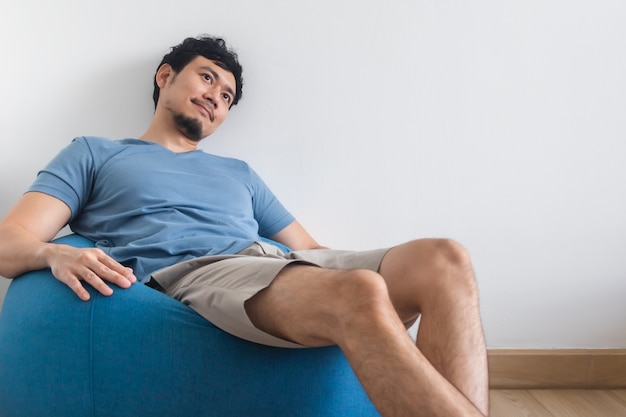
[0,192,135,300]
[269,220,327,251]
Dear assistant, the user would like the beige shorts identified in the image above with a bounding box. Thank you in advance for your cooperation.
[151,242,390,348]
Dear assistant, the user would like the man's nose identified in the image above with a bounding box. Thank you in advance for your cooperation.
[203,88,219,108]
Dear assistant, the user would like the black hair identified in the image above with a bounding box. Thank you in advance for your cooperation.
[152,35,243,108]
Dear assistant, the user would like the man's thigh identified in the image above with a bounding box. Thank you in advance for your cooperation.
[165,253,308,348]
[155,243,390,348]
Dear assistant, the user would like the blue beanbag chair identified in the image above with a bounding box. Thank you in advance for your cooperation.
[0,234,380,417]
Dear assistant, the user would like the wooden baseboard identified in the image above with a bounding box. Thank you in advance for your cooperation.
[488,349,626,389]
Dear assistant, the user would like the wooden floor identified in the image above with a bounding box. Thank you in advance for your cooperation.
[490,389,626,417]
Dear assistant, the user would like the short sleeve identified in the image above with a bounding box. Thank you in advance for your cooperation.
[249,168,295,238]
[27,137,95,221]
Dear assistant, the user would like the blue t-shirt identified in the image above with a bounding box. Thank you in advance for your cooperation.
[28,137,295,282]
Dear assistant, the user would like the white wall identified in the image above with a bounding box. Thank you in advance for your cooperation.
[1,0,625,348]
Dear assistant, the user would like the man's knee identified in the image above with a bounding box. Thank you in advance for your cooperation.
[332,269,409,343]
[383,238,478,306]
[335,269,393,315]
[431,238,472,267]
[420,238,478,298]
[246,267,396,346]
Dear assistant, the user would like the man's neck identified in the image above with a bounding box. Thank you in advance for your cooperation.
[139,123,201,153]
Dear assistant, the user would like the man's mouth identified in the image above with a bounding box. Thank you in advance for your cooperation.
[191,99,214,122]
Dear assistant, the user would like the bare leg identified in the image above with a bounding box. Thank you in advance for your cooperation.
[245,239,488,417]
[379,239,489,414]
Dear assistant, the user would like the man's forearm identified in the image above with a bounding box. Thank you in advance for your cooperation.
[0,223,55,278]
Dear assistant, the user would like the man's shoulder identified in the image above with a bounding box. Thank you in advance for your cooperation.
[76,136,166,158]
[70,136,122,153]
[200,151,251,170]
[76,136,143,149]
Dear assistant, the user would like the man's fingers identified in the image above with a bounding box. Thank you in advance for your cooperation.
[60,273,94,301]
[58,268,114,300]
[50,246,137,301]
[97,255,137,286]
[80,268,115,295]
[76,248,136,288]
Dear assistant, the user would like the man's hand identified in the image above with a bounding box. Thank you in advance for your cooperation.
[0,192,136,301]
[44,244,137,301]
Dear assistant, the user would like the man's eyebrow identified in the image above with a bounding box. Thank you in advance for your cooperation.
[199,66,236,97]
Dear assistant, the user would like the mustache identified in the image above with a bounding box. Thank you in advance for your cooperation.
[191,98,215,122]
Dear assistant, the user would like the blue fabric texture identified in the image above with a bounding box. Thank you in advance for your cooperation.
[27,137,295,282]
[0,235,380,417]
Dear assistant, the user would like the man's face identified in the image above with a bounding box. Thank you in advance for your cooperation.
[157,56,237,141]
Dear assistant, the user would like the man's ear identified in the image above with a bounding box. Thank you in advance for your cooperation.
[155,63,174,89]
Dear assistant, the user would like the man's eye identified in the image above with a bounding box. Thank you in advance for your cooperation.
[222,94,231,103]
[203,74,212,82]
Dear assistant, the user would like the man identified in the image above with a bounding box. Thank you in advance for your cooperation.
[0,36,489,417]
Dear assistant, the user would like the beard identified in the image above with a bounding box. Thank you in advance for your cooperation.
[173,112,204,142]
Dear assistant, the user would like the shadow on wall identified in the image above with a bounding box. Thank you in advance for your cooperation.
[63,56,157,140]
